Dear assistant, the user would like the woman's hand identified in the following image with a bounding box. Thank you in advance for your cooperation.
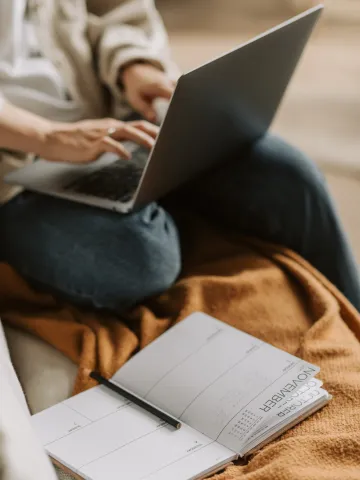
[39,118,159,164]
[121,62,175,122]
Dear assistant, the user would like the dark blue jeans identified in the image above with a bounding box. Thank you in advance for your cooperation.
[1,134,359,312]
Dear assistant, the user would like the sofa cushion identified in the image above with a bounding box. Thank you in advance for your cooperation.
[4,325,77,414]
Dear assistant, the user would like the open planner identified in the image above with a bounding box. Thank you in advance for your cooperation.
[31,312,331,480]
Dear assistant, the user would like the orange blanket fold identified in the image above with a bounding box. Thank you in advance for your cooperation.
[1,215,360,479]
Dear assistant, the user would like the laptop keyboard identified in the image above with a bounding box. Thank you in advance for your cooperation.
[62,147,148,203]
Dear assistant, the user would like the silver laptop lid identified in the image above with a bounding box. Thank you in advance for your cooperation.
[132,5,323,209]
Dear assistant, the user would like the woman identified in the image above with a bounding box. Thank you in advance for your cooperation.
[1,0,359,312]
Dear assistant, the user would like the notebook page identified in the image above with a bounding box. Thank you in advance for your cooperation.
[112,313,225,398]
[31,385,235,480]
[213,361,320,452]
[243,383,329,451]
[80,428,234,480]
[243,395,331,458]
[113,312,319,449]
[241,378,323,443]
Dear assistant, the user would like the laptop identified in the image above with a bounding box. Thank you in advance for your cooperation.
[5,5,323,214]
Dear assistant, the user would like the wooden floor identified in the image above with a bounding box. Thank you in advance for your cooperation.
[157,0,360,265]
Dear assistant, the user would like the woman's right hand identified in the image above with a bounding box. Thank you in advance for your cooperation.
[38,118,159,164]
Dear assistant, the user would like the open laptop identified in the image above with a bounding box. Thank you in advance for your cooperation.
[5,5,323,213]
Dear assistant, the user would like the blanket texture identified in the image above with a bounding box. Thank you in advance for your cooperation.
[1,214,360,479]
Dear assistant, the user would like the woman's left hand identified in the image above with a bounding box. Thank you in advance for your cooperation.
[121,62,175,122]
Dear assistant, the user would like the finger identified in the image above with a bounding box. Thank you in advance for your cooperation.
[88,119,125,137]
[153,82,174,100]
[128,121,159,139]
[97,137,131,160]
[114,124,155,149]
[129,94,156,122]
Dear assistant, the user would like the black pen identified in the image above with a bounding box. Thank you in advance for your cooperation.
[90,371,182,430]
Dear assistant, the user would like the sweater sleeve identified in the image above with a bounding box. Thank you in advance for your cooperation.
[87,0,179,100]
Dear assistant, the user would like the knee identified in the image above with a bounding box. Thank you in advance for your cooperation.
[132,221,182,299]
[255,134,329,203]
[95,246,181,313]
[86,208,182,312]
